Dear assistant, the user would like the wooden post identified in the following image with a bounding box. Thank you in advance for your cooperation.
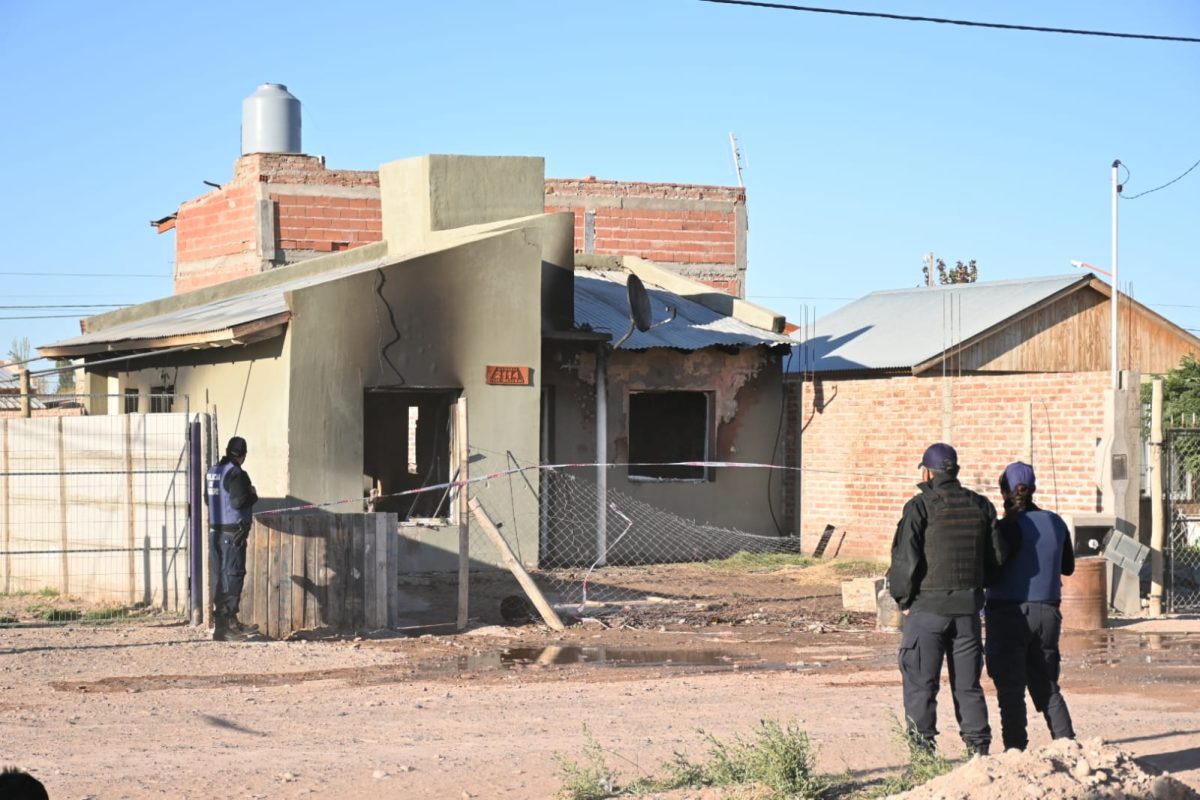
[1149,378,1165,617]
[1024,401,1034,464]
[2,419,9,594]
[18,368,31,418]
[125,414,136,604]
[456,398,469,630]
[469,497,564,631]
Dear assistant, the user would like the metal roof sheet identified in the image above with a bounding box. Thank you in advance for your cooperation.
[575,271,792,351]
[44,255,392,351]
[788,274,1089,373]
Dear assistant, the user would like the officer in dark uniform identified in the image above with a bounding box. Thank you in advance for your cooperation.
[889,442,1006,755]
[206,436,258,641]
[985,461,1076,751]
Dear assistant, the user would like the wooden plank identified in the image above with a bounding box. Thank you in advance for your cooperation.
[373,513,389,630]
[267,523,281,639]
[277,515,292,638]
[242,522,255,625]
[252,520,269,633]
[363,514,377,629]
[456,398,469,630]
[387,514,400,628]
[291,516,307,634]
[306,517,322,630]
[2,420,10,595]
[469,498,564,631]
[349,514,366,630]
[326,514,348,630]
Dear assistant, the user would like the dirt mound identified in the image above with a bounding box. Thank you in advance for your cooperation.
[889,737,1198,800]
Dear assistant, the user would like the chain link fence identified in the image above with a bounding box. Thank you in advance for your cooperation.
[1166,427,1200,612]
[1,394,194,625]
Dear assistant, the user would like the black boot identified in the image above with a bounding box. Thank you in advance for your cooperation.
[228,614,259,635]
[212,615,231,642]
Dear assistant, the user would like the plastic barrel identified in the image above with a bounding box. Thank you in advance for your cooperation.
[1060,556,1108,630]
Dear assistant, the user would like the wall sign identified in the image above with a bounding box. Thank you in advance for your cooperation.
[485,365,532,386]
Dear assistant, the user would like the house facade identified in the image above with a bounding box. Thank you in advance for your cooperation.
[787,275,1200,559]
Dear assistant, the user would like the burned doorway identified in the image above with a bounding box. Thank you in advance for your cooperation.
[363,388,461,521]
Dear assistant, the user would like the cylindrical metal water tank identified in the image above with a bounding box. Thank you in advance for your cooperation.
[1061,557,1108,630]
[241,83,301,155]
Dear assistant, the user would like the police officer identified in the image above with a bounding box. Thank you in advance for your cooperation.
[889,442,1006,755]
[985,461,1076,751]
[206,436,258,641]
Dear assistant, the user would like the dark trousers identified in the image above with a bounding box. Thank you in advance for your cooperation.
[209,526,248,618]
[985,602,1075,750]
[899,610,992,750]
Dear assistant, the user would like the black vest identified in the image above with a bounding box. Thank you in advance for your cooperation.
[921,482,987,592]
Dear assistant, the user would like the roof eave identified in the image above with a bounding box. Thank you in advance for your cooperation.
[40,313,291,359]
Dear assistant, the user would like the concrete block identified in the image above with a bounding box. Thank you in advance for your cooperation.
[842,577,884,612]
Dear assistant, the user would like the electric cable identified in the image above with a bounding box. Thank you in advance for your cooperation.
[374,270,405,384]
[699,0,1200,43]
[1120,157,1200,200]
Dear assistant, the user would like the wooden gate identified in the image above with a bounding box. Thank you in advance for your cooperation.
[242,512,400,639]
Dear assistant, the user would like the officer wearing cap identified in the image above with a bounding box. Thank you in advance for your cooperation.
[889,442,1006,755]
[984,461,1076,751]
[206,436,258,641]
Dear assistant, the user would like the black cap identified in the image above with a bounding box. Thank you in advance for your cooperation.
[920,442,958,471]
[226,436,248,457]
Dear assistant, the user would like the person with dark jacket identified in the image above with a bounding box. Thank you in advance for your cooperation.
[985,461,1076,751]
[889,442,1006,756]
[206,436,258,641]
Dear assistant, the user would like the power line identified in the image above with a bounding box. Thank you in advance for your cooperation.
[0,272,170,278]
[0,305,130,310]
[699,0,1200,43]
[0,314,91,320]
[1120,157,1200,200]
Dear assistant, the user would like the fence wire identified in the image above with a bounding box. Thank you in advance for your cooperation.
[1,395,192,625]
[1166,428,1200,612]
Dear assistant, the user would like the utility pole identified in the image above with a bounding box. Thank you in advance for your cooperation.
[1111,159,1121,390]
[924,252,935,287]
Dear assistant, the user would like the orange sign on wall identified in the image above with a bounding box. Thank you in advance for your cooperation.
[485,365,532,386]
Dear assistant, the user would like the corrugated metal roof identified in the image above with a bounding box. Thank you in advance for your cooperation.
[0,365,46,409]
[575,271,792,351]
[44,255,392,351]
[788,274,1089,373]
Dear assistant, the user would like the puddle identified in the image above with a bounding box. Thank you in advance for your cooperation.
[1061,632,1200,668]
[417,645,798,675]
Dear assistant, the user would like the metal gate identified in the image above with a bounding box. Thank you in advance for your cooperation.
[1165,427,1200,612]
[0,395,197,624]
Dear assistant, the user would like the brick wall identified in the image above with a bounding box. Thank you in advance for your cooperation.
[796,371,1110,559]
[172,154,381,294]
[170,159,745,296]
[544,178,745,296]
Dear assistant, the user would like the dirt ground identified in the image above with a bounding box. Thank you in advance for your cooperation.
[2,561,1199,799]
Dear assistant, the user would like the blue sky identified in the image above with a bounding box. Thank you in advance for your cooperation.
[1,0,1197,376]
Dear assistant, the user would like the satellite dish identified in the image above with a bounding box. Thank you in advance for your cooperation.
[627,274,653,332]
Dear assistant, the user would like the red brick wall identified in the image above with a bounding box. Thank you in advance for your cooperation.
[797,371,1109,558]
[544,178,744,295]
[174,183,259,266]
[274,194,382,253]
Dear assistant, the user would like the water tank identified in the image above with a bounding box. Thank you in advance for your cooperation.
[241,83,302,155]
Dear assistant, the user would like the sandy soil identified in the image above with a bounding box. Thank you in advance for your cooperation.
[2,563,1198,799]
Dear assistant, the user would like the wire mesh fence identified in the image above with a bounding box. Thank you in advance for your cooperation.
[0,395,193,625]
[1166,427,1200,612]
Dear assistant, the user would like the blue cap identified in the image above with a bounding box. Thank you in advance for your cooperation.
[920,442,958,471]
[1001,461,1036,493]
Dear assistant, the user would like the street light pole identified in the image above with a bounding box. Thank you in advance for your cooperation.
[1111,159,1121,390]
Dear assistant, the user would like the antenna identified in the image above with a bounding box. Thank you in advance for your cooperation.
[729,133,745,188]
[612,274,677,349]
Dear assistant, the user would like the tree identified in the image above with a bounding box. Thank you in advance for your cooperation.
[5,336,44,394]
[1156,354,1200,427]
[55,359,76,395]
[922,258,979,286]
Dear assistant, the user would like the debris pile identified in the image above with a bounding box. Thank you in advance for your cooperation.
[890,737,1198,800]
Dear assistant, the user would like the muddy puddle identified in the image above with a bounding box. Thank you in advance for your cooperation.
[1062,632,1200,668]
[421,645,793,674]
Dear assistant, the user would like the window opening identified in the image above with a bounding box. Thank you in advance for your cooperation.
[123,388,139,414]
[150,386,174,414]
[363,389,459,520]
[628,390,711,481]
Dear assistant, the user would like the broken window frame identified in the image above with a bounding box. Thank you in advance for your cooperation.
[626,389,713,483]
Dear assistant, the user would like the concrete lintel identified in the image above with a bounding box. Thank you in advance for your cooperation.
[544,193,742,214]
[267,183,381,200]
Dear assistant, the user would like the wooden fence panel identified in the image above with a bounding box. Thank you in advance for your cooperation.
[245,513,397,639]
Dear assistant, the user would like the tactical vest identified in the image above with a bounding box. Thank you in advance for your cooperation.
[206,461,251,528]
[987,510,1068,603]
[920,484,987,591]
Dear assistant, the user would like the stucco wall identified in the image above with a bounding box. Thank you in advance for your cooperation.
[286,229,544,572]
[543,343,787,559]
[796,371,1110,559]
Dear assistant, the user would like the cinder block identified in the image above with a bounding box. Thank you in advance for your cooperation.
[841,577,884,612]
